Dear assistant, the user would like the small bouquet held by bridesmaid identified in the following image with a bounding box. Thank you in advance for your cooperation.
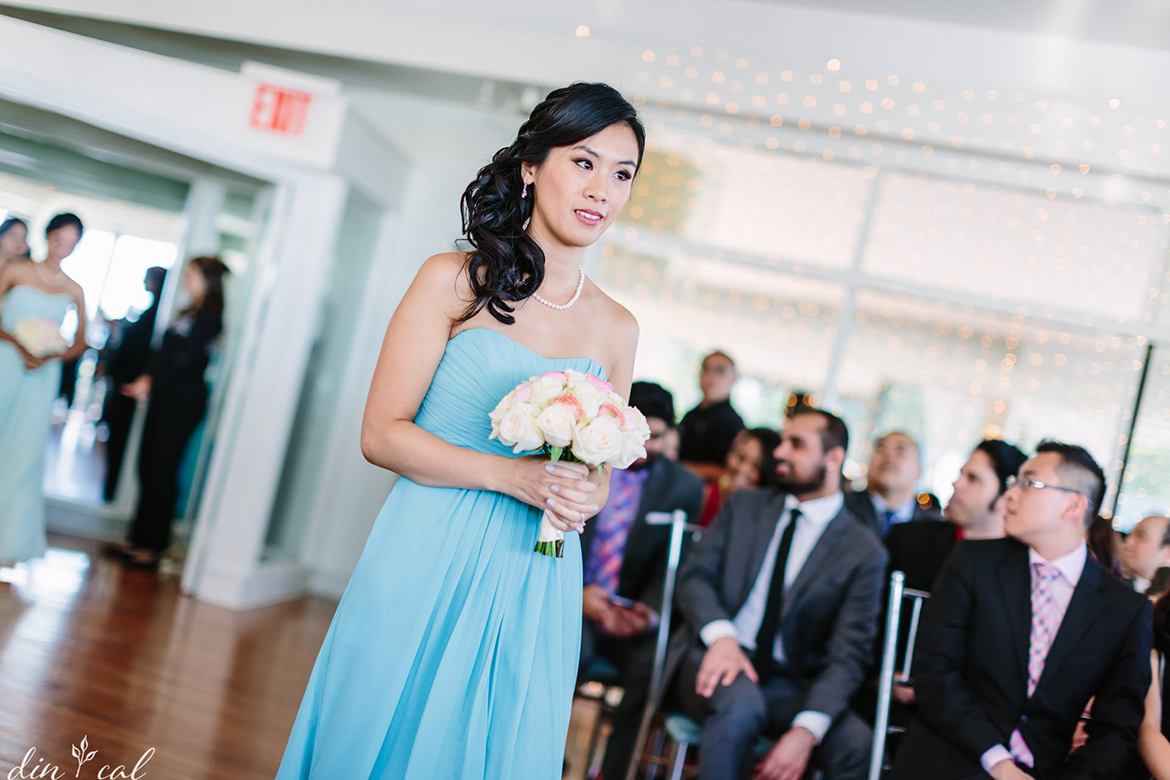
[489,369,651,558]
[13,318,68,358]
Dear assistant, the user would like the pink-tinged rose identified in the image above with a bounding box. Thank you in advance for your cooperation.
[541,371,567,382]
[598,403,624,422]
[551,393,585,421]
[586,373,614,393]
[513,381,533,403]
[621,408,641,431]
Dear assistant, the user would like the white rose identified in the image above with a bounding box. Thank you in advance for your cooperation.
[488,390,517,434]
[570,416,624,466]
[611,428,649,470]
[529,373,568,405]
[537,404,577,448]
[496,405,545,453]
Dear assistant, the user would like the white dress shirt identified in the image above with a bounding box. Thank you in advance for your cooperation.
[870,492,917,526]
[980,540,1088,773]
[699,491,845,742]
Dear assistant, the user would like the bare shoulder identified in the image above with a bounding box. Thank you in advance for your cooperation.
[414,251,470,291]
[593,284,639,353]
[410,251,475,308]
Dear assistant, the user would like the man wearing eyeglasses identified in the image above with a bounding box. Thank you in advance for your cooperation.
[891,440,1152,780]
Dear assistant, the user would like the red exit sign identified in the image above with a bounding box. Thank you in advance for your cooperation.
[249,83,312,136]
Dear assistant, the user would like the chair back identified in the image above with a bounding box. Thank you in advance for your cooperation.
[867,570,930,780]
[625,509,697,780]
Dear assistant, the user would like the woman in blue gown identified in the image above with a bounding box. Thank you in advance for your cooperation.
[275,83,645,779]
[0,213,88,566]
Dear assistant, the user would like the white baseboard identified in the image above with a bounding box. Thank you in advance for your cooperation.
[307,569,351,600]
[193,560,311,610]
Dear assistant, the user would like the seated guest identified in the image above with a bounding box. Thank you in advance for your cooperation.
[580,381,703,780]
[845,431,940,538]
[886,438,1027,593]
[1139,594,1170,779]
[669,408,887,780]
[662,425,681,461]
[1123,515,1170,595]
[891,441,1153,780]
[679,350,745,483]
[697,427,780,527]
[860,439,1028,733]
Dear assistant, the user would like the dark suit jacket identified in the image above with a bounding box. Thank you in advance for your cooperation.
[891,538,1152,780]
[844,488,942,537]
[580,455,703,611]
[885,519,961,593]
[670,488,888,722]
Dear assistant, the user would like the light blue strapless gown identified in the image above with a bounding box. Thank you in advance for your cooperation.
[276,328,604,780]
[0,285,73,564]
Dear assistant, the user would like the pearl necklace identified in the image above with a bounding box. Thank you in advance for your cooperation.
[34,261,67,287]
[532,265,585,311]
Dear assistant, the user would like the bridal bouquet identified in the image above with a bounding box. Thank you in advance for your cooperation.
[13,318,68,358]
[489,369,651,557]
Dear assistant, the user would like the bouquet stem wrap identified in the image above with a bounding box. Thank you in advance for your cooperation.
[534,445,590,558]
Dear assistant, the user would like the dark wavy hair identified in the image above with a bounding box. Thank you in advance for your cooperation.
[46,212,84,237]
[0,217,29,258]
[458,82,645,324]
[183,256,231,319]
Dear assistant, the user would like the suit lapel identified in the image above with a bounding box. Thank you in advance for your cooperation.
[740,492,790,607]
[851,491,879,533]
[997,541,1033,695]
[781,511,848,622]
[1034,554,1107,695]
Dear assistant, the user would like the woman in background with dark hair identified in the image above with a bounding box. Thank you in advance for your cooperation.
[0,213,87,565]
[109,256,229,568]
[697,426,780,526]
[0,217,30,274]
[276,82,644,779]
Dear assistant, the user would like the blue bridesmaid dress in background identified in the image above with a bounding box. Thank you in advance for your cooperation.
[0,284,74,565]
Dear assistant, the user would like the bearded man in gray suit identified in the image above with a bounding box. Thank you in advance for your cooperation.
[669,408,888,780]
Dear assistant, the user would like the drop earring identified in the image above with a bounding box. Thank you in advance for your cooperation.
[521,182,529,199]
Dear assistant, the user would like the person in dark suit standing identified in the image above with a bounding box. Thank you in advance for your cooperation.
[678,350,745,483]
[669,408,887,780]
[110,256,229,568]
[845,431,939,539]
[580,381,704,780]
[99,265,167,501]
[891,440,1153,780]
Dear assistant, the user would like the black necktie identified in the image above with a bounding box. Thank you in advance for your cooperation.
[754,507,801,684]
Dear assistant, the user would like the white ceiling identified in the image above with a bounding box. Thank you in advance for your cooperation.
[776,0,1170,51]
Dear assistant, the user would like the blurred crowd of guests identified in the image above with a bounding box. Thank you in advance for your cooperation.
[0,213,229,571]
[575,349,1170,780]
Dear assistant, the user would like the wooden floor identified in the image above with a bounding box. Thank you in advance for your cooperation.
[0,534,606,780]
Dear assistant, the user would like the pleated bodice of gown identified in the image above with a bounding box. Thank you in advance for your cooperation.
[276,327,605,780]
[0,284,74,564]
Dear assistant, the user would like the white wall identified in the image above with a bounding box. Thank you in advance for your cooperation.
[298,92,519,596]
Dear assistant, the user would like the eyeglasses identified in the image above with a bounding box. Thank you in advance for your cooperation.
[1005,475,1094,507]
